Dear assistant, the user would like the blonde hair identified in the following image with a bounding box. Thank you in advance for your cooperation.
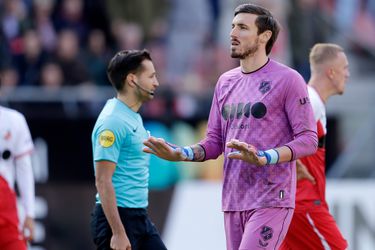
[309,43,344,72]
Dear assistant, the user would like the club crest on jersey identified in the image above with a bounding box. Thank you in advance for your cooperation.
[261,226,273,241]
[259,81,271,94]
[99,130,115,148]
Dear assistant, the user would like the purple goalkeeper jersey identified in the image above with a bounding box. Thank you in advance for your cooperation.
[200,59,317,211]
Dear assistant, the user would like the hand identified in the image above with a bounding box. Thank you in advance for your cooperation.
[110,233,131,250]
[226,139,267,166]
[296,160,316,184]
[23,216,35,242]
[143,136,187,161]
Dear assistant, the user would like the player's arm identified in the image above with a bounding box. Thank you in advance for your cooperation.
[296,159,316,184]
[227,125,317,167]
[143,81,225,162]
[14,114,35,241]
[15,154,35,241]
[283,73,318,160]
[226,139,293,166]
[95,161,131,250]
[143,137,205,162]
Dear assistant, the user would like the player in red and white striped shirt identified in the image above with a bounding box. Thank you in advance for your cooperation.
[281,43,349,250]
[0,105,35,250]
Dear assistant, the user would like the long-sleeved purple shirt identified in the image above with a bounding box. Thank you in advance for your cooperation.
[199,59,318,211]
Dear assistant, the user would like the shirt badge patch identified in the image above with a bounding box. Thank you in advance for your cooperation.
[99,130,115,148]
[3,130,11,140]
[259,81,271,94]
[258,225,273,247]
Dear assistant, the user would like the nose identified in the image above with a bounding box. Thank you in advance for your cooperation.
[230,27,237,38]
[154,78,159,87]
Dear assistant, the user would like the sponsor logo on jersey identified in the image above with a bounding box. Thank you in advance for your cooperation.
[99,130,115,148]
[221,102,267,120]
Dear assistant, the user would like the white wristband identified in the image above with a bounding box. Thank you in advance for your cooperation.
[182,146,194,161]
[264,149,279,164]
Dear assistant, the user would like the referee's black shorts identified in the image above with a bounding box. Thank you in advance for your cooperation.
[91,204,167,250]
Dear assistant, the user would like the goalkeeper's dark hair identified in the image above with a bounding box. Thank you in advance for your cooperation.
[107,49,152,92]
[234,3,280,55]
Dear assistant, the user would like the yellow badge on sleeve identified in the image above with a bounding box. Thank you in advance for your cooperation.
[99,130,115,147]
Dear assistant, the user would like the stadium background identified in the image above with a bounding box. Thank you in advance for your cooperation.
[0,0,375,249]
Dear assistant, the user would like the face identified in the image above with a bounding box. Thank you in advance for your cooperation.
[330,52,350,95]
[134,60,159,102]
[41,63,63,88]
[230,13,260,59]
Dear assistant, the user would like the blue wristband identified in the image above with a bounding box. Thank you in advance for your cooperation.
[167,142,194,161]
[257,149,279,165]
[182,146,194,161]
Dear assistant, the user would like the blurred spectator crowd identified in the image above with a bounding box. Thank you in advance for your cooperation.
[0,0,374,118]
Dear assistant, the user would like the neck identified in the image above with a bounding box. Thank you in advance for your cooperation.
[240,51,269,73]
[308,75,334,103]
[117,92,142,112]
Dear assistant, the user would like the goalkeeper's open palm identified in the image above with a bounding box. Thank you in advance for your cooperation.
[143,136,186,161]
[226,139,266,166]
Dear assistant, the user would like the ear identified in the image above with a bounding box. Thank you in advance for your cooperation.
[260,30,272,44]
[326,68,335,80]
[126,73,137,87]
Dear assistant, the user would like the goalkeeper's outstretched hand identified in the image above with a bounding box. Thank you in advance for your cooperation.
[143,136,187,161]
[226,139,266,166]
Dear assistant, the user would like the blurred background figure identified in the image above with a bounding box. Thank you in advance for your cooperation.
[165,0,211,86]
[14,29,47,86]
[288,0,330,81]
[39,61,63,91]
[0,0,28,56]
[82,29,111,86]
[51,29,90,85]
[0,67,19,92]
[30,0,57,52]
[111,20,144,51]
[53,0,88,44]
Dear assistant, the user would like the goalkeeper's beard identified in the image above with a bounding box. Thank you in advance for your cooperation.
[231,38,259,59]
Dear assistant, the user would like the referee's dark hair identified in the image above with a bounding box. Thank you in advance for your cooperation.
[234,3,280,55]
[107,49,152,92]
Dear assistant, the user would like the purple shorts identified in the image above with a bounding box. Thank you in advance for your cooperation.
[224,207,294,250]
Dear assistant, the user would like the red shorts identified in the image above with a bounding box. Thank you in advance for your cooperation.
[280,205,348,250]
[0,177,26,250]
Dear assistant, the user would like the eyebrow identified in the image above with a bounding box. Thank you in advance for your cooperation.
[232,22,248,27]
